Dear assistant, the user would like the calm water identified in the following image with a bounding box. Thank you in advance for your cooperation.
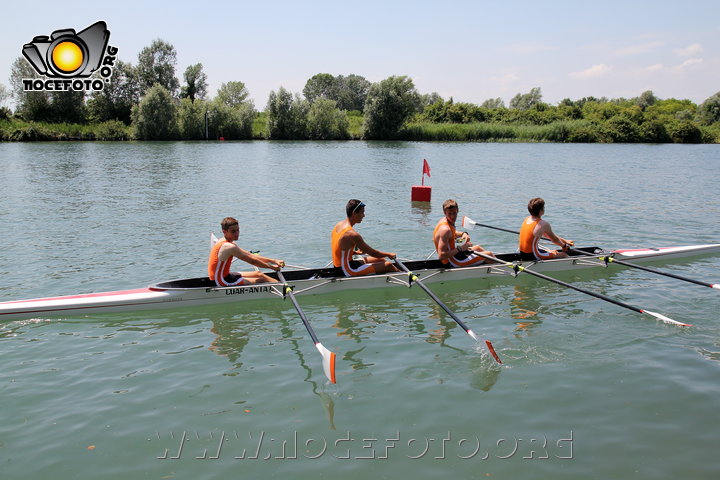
[1,141,719,479]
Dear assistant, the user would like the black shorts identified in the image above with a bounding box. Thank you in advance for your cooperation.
[519,251,537,261]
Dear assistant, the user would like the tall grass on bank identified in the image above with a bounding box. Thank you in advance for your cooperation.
[398,120,586,142]
[2,117,718,143]
[0,119,130,141]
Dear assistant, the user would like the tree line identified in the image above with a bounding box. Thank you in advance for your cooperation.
[1,38,719,143]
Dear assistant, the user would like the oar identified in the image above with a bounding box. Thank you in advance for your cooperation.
[393,258,502,363]
[571,248,719,291]
[463,216,719,291]
[276,270,337,383]
[471,251,691,327]
[462,216,522,236]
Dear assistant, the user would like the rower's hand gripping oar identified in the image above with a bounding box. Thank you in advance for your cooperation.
[462,216,719,291]
[472,251,691,327]
[393,258,502,363]
[276,270,337,383]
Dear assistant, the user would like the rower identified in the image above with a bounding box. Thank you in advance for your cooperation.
[331,199,397,276]
[434,199,494,267]
[519,197,574,261]
[208,217,285,286]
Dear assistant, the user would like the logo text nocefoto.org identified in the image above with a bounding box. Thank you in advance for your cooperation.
[22,21,118,92]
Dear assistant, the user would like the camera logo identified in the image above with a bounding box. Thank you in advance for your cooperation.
[22,21,118,92]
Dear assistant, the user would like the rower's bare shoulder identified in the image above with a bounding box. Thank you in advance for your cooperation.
[220,242,243,257]
[434,222,451,237]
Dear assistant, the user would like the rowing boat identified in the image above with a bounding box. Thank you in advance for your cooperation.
[1,244,718,321]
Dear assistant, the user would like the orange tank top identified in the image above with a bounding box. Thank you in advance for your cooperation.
[433,218,458,265]
[331,225,353,268]
[519,216,539,254]
[208,239,232,280]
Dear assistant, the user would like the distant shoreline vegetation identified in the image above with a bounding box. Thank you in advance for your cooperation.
[2,107,718,143]
[2,39,719,143]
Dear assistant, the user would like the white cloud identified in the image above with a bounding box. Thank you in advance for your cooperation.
[646,64,663,72]
[671,58,704,72]
[614,41,664,56]
[673,43,703,57]
[570,64,614,79]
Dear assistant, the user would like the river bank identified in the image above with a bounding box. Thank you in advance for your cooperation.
[2,115,718,143]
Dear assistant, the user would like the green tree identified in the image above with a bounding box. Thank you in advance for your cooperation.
[419,92,443,110]
[208,99,255,140]
[509,87,543,110]
[87,60,138,124]
[335,74,371,111]
[639,119,671,143]
[307,98,349,140]
[180,63,208,103]
[131,84,178,140]
[136,39,179,97]
[49,90,86,123]
[266,87,308,139]
[10,57,51,121]
[302,73,371,112]
[363,75,420,139]
[216,81,251,108]
[697,91,720,125]
[635,90,658,110]
[645,98,695,117]
[177,97,207,140]
[9,57,86,122]
[303,73,336,103]
[666,119,702,143]
[0,83,9,108]
[481,97,505,109]
[600,115,642,143]
[582,100,622,121]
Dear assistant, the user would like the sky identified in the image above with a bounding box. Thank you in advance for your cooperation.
[1,0,718,109]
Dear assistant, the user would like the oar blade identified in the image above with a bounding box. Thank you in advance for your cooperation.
[315,342,337,384]
[485,340,502,364]
[641,310,692,327]
[469,328,502,364]
[461,216,476,228]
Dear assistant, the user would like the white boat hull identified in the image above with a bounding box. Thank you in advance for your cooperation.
[1,244,718,321]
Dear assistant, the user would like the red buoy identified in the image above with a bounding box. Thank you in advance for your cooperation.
[411,159,432,202]
[411,185,432,202]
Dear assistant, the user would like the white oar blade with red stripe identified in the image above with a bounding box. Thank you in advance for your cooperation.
[641,310,692,327]
[315,342,337,384]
